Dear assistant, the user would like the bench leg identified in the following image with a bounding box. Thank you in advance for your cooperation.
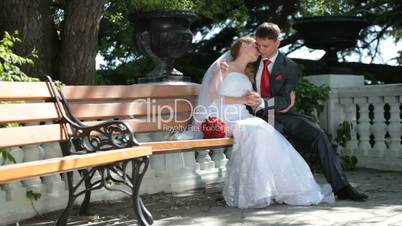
[56,172,76,226]
[131,156,153,226]
[79,169,93,216]
[57,168,100,225]
[56,155,153,225]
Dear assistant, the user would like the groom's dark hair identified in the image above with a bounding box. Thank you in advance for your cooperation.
[255,22,280,40]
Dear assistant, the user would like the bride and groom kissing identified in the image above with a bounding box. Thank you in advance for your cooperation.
[186,22,367,208]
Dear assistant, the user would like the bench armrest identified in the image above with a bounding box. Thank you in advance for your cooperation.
[69,120,139,154]
[45,76,139,155]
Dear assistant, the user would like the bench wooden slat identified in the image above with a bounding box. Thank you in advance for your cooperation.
[128,116,191,134]
[0,102,59,124]
[0,117,192,148]
[0,81,200,101]
[0,146,152,184]
[143,138,234,154]
[69,101,194,120]
[0,82,52,101]
[62,83,200,100]
[0,101,195,124]
[0,124,69,148]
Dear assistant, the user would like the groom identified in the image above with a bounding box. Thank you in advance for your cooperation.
[246,22,368,201]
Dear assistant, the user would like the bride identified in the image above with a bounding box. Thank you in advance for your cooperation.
[188,36,334,209]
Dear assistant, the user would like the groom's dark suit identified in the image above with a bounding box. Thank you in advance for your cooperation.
[251,52,349,193]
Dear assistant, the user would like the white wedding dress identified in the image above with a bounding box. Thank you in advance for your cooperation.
[216,72,334,208]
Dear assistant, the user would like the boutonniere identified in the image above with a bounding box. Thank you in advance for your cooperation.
[275,74,284,81]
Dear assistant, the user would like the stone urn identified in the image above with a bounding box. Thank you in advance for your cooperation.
[130,11,198,83]
[293,16,368,65]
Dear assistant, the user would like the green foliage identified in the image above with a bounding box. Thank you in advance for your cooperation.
[96,56,153,84]
[334,121,358,171]
[129,0,195,12]
[99,1,135,69]
[0,31,40,163]
[334,121,353,147]
[26,190,42,201]
[0,31,39,82]
[193,0,249,22]
[340,155,358,171]
[0,123,20,163]
[299,0,357,16]
[0,149,16,163]
[295,78,330,122]
[27,190,43,216]
[99,0,401,83]
[98,0,250,70]
[128,0,249,21]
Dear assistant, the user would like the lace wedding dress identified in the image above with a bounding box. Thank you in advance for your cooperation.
[217,72,334,208]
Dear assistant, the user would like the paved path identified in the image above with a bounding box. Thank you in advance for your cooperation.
[15,168,402,226]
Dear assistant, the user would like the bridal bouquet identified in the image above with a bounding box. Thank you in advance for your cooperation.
[200,116,227,139]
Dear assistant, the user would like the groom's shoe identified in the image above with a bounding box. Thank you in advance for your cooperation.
[336,185,368,202]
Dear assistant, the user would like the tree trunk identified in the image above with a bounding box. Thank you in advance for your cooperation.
[59,0,105,85]
[0,0,59,80]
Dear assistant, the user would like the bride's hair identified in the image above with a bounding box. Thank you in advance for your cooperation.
[230,36,256,82]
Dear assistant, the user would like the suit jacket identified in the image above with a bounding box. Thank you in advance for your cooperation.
[248,52,311,131]
[253,52,298,111]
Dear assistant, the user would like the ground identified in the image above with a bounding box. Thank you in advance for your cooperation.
[12,168,402,226]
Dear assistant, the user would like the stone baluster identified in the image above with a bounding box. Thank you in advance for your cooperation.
[0,186,5,203]
[196,149,220,184]
[355,99,371,157]
[369,97,387,158]
[196,150,215,170]
[41,142,66,195]
[59,143,83,189]
[3,147,27,201]
[326,95,343,142]
[0,155,6,203]
[211,148,229,179]
[225,146,233,160]
[386,96,402,159]
[21,144,46,193]
[146,132,203,193]
[342,99,358,156]
[211,148,228,169]
[19,123,45,193]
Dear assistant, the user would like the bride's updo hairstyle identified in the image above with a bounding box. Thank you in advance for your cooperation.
[230,36,255,60]
[230,36,256,82]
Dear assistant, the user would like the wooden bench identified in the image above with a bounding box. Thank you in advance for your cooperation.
[0,77,233,225]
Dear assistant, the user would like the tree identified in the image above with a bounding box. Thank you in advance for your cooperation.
[0,0,105,85]
[97,0,401,84]
[1,1,399,85]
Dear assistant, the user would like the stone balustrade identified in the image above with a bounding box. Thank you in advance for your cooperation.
[306,75,402,171]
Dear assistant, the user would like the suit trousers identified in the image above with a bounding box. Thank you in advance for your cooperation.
[275,113,349,193]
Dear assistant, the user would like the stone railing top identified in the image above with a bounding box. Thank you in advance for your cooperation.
[330,83,402,98]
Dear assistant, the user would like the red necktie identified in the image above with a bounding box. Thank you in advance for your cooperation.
[260,59,272,98]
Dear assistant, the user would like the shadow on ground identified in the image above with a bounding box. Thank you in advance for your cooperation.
[12,168,402,226]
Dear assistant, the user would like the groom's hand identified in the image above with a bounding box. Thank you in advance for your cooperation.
[278,91,296,113]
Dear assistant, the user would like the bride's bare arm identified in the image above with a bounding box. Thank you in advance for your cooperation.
[223,96,249,105]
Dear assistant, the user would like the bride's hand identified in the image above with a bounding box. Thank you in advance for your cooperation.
[245,91,262,107]
[219,59,230,74]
